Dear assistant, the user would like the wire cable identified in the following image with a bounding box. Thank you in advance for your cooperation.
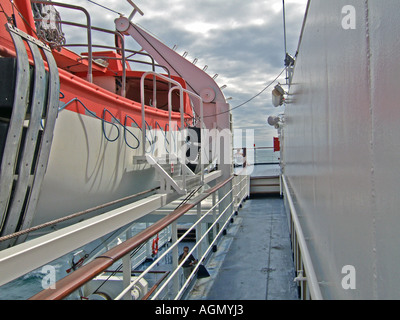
[202,67,287,119]
[86,0,122,15]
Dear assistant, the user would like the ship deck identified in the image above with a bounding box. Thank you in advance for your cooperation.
[187,164,299,300]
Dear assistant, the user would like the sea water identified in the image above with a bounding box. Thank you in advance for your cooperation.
[0,223,178,300]
[233,147,280,166]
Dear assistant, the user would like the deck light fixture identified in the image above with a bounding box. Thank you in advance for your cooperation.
[272,84,285,107]
[268,115,283,129]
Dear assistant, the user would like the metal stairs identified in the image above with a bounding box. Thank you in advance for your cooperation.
[133,154,202,194]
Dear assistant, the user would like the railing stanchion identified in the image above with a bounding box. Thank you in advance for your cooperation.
[122,253,132,300]
[196,202,202,259]
[171,220,179,299]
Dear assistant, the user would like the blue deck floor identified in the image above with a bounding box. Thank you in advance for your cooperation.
[188,194,298,300]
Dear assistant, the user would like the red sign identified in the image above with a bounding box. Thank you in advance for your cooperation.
[273,137,280,152]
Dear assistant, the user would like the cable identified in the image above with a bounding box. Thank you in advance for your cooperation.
[0,187,159,243]
[283,0,287,59]
[86,0,122,15]
[202,67,287,119]
[175,185,202,210]
[282,0,289,84]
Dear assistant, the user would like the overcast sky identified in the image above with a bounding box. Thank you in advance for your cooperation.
[56,0,308,147]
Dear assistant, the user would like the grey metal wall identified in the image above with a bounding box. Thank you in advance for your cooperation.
[283,0,400,299]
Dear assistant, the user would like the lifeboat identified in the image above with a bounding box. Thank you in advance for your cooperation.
[0,0,231,247]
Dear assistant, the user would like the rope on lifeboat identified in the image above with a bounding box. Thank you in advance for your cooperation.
[102,108,120,142]
[144,120,155,154]
[123,115,141,149]
[58,95,141,148]
[58,94,180,154]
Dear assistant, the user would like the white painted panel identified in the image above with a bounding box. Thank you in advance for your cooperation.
[368,0,400,299]
[281,0,400,299]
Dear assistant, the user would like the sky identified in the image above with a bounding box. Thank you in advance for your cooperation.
[55,0,308,147]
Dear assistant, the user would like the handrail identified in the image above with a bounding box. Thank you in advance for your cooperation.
[154,121,169,153]
[173,189,237,300]
[32,1,93,82]
[53,20,126,92]
[62,23,170,96]
[29,176,234,300]
[115,184,234,300]
[170,174,247,300]
[281,174,323,300]
[156,193,234,300]
[32,1,173,97]
[124,176,246,300]
[168,86,204,184]
[140,72,184,155]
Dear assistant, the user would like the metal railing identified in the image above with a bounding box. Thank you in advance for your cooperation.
[168,86,205,185]
[115,173,249,300]
[29,175,250,300]
[140,72,204,193]
[233,172,250,211]
[32,1,172,97]
[140,72,185,155]
[233,146,280,167]
[34,1,197,164]
[281,174,323,300]
[31,1,94,81]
